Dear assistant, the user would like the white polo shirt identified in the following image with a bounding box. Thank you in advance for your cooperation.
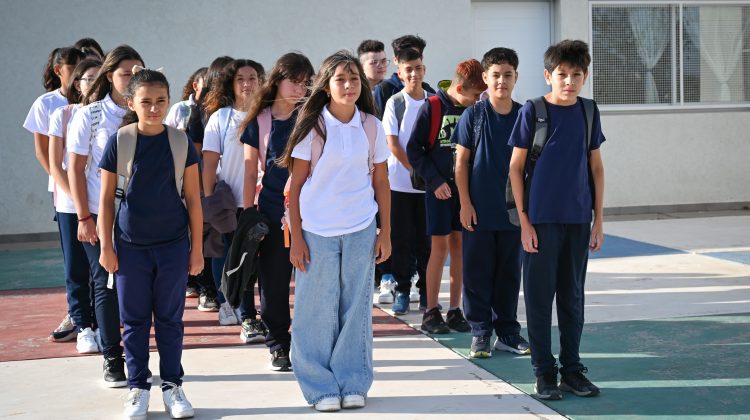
[291,105,389,237]
[66,94,126,215]
[202,106,248,208]
[23,89,69,192]
[382,90,426,194]
[47,105,80,214]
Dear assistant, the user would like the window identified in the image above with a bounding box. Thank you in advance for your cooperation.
[591,2,750,108]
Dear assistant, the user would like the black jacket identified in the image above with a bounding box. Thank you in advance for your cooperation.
[220,207,269,308]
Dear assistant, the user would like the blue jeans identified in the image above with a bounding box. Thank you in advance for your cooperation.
[291,219,377,405]
[81,215,122,358]
[57,212,93,328]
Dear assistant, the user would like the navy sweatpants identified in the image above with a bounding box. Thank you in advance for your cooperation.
[523,223,590,377]
[57,212,93,328]
[116,238,189,390]
[390,191,429,294]
[258,221,293,353]
[462,229,522,337]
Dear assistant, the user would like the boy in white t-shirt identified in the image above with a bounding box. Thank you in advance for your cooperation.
[382,47,431,315]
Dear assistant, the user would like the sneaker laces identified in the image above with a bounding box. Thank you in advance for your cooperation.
[475,336,490,345]
[55,314,73,331]
[125,388,146,405]
[162,382,185,403]
[220,305,234,319]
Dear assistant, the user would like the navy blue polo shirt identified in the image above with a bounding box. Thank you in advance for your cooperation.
[507,98,605,224]
[240,110,297,224]
[453,99,520,231]
[99,126,200,248]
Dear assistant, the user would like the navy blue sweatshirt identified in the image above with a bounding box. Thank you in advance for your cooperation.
[406,89,465,192]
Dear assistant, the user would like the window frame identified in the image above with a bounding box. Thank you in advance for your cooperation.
[589,0,750,112]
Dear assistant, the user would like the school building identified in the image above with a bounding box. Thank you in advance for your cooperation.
[1,0,748,239]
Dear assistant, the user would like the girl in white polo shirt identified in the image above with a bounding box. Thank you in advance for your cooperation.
[23,46,85,341]
[280,50,391,412]
[202,59,265,327]
[48,58,101,352]
[67,45,144,388]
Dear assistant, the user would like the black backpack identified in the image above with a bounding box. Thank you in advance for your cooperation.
[505,96,596,226]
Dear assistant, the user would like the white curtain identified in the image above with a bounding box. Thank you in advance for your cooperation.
[685,6,749,102]
[629,7,670,103]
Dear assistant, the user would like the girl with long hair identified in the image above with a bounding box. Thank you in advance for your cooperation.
[280,50,391,411]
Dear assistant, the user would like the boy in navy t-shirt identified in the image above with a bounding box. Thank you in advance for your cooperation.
[407,59,485,333]
[453,48,530,358]
[508,40,605,400]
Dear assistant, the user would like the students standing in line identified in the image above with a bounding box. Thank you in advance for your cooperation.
[508,40,605,400]
[98,68,203,420]
[407,59,486,334]
[453,48,530,357]
[202,59,265,327]
[23,46,85,342]
[281,50,390,412]
[67,45,144,388]
[240,52,314,370]
[48,58,102,352]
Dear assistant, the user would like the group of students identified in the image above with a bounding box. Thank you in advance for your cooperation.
[23,33,605,418]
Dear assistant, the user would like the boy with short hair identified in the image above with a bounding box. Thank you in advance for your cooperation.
[408,59,486,333]
[357,39,388,92]
[382,47,432,315]
[508,39,605,400]
[374,34,435,115]
[453,48,531,358]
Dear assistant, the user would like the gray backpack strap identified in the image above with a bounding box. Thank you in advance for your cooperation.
[115,123,138,207]
[580,97,595,152]
[392,91,406,130]
[218,107,233,156]
[166,125,189,199]
[528,96,549,162]
[86,101,103,173]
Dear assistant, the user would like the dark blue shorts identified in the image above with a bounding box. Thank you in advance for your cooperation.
[425,183,461,236]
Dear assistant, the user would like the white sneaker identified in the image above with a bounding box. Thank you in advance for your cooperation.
[124,388,150,420]
[377,275,395,304]
[234,307,243,323]
[162,383,194,418]
[314,396,341,412]
[76,327,99,354]
[218,302,239,326]
[342,394,366,409]
[409,275,420,302]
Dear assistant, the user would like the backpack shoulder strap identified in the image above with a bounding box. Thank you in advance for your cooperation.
[86,101,103,171]
[470,100,486,157]
[257,107,272,172]
[61,104,75,139]
[528,96,549,162]
[580,97,595,152]
[166,125,189,198]
[392,91,406,130]
[308,118,325,176]
[115,123,138,204]
[360,112,378,174]
[427,95,442,149]
[217,107,233,156]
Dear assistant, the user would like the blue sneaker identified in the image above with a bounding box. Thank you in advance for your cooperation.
[392,292,410,315]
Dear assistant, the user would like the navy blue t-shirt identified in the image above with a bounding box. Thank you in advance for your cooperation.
[507,98,605,224]
[99,126,200,248]
[453,99,520,231]
[240,110,297,224]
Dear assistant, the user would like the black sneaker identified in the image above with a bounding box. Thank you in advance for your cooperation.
[534,371,562,400]
[271,348,292,371]
[198,292,219,312]
[494,334,531,355]
[560,368,600,397]
[445,308,470,332]
[469,336,492,358]
[240,318,267,344]
[421,308,450,334]
[103,356,128,388]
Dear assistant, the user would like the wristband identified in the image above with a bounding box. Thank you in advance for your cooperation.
[78,214,93,223]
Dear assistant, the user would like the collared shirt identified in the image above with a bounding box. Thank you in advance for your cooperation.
[291,105,389,237]
[67,94,127,214]
[24,89,69,192]
[203,106,248,207]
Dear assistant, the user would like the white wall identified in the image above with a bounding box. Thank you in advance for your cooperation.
[0,0,473,236]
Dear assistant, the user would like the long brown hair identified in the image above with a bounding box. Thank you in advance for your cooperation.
[203,59,265,116]
[83,45,143,105]
[43,47,85,92]
[64,58,102,104]
[181,67,207,101]
[278,50,376,170]
[239,52,314,133]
